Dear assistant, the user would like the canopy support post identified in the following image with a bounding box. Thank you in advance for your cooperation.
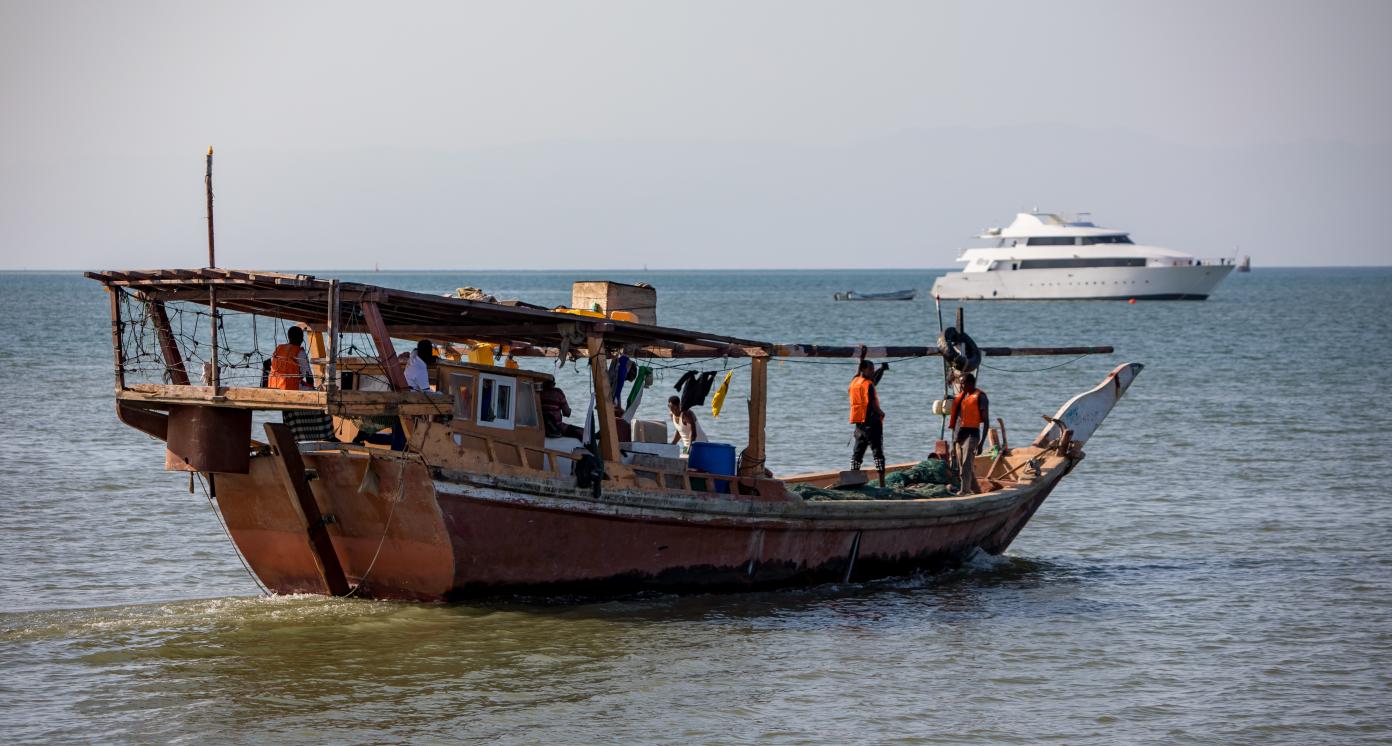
[739,355,768,479]
[587,335,622,464]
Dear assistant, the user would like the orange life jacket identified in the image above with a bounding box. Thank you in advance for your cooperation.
[952,389,985,429]
[268,343,303,390]
[848,376,879,424]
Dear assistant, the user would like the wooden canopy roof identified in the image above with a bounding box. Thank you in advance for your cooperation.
[85,268,1114,360]
[85,268,773,357]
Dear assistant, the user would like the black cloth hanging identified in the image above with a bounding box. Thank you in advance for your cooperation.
[674,370,718,412]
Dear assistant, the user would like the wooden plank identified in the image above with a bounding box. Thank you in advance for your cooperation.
[146,299,191,386]
[119,384,450,418]
[505,344,1113,359]
[305,326,327,386]
[122,383,325,409]
[107,287,125,393]
[362,301,409,391]
[739,356,768,478]
[587,335,622,464]
[263,422,350,596]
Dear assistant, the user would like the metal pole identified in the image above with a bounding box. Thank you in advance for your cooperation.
[206,147,219,390]
[326,280,339,394]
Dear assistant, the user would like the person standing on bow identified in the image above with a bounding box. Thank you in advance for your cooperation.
[948,373,990,495]
[849,357,887,487]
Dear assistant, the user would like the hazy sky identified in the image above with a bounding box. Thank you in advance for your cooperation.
[2,0,1389,268]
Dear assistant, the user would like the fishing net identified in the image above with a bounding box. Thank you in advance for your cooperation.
[788,459,956,501]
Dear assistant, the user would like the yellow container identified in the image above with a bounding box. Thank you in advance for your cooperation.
[555,307,605,318]
[467,343,495,366]
[609,310,639,323]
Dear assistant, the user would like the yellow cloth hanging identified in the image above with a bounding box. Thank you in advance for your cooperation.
[711,370,734,418]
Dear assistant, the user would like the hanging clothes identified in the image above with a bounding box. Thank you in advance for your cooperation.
[608,354,631,406]
[674,370,717,412]
[710,370,734,418]
[624,365,653,422]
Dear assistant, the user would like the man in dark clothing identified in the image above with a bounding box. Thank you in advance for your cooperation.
[540,379,583,439]
[848,358,887,487]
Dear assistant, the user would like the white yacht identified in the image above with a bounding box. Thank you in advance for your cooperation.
[930,211,1235,300]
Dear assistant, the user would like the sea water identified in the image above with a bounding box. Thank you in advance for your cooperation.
[1,268,1389,743]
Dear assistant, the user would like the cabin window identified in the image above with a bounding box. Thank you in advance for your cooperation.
[1080,235,1135,245]
[1026,237,1077,246]
[515,380,539,428]
[448,372,476,420]
[476,374,516,429]
[1018,258,1147,269]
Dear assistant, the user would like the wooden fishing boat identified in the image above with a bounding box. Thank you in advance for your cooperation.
[833,289,917,301]
[86,268,1138,601]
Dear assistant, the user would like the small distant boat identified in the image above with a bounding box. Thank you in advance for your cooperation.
[1237,255,1251,273]
[833,289,917,301]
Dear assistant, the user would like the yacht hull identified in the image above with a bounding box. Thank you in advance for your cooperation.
[931,264,1233,300]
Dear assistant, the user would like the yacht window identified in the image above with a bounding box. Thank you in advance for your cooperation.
[1026,237,1077,246]
[1080,235,1135,245]
[1018,258,1147,269]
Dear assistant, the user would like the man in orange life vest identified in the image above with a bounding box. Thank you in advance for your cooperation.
[268,326,313,391]
[849,357,887,487]
[948,373,990,495]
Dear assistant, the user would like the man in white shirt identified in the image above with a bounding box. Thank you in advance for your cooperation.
[404,339,435,391]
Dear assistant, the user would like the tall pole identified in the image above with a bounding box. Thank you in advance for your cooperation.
[206,147,219,390]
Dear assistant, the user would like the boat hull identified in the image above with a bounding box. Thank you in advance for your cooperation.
[930,264,1233,300]
[210,451,1069,601]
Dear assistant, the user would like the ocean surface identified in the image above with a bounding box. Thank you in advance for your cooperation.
[1,268,1390,744]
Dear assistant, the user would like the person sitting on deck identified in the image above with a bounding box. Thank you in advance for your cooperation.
[669,395,707,455]
[268,326,313,390]
[949,373,990,495]
[849,357,887,487]
[403,339,435,391]
[541,380,584,440]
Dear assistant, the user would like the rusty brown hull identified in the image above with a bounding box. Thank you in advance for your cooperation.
[211,449,1066,601]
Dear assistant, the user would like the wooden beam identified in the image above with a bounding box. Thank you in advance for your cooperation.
[739,355,769,478]
[588,335,622,463]
[326,280,339,395]
[362,301,408,391]
[263,422,350,596]
[119,383,451,416]
[147,299,191,386]
[107,287,125,393]
[121,383,325,409]
[305,325,327,386]
[505,344,1113,359]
